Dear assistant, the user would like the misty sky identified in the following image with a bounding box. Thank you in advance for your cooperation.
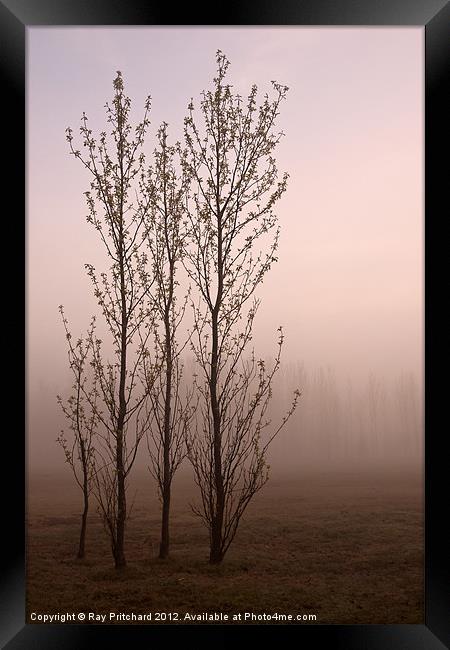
[27,27,423,468]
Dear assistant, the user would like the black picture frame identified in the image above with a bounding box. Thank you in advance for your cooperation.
[1,0,448,647]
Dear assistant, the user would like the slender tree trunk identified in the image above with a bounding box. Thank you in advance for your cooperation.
[115,430,127,569]
[210,325,225,565]
[115,245,128,570]
[77,480,89,559]
[115,366,127,569]
[209,240,225,564]
[210,306,225,564]
[159,482,171,559]
[76,385,89,560]
[209,206,225,565]
[160,312,173,559]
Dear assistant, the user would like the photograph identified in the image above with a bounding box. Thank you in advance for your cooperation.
[25,25,425,627]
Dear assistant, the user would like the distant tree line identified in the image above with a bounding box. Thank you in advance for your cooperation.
[267,363,422,471]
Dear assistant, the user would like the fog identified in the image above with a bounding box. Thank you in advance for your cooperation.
[27,27,423,474]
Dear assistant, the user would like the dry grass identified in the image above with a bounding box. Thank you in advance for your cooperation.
[26,468,423,625]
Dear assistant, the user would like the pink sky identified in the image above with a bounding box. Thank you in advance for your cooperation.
[27,27,423,466]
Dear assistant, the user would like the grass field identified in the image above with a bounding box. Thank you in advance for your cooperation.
[26,467,423,625]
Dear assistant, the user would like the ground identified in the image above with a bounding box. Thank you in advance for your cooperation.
[26,467,423,625]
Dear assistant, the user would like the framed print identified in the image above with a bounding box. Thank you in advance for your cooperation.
[1,0,448,648]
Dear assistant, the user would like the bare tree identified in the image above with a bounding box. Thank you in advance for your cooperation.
[181,51,300,564]
[142,123,194,559]
[65,72,154,569]
[57,310,98,559]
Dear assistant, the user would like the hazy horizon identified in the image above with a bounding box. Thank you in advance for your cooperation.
[27,27,423,471]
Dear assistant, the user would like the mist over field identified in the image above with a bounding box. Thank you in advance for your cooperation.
[28,361,422,477]
[26,27,423,624]
[28,26,423,478]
